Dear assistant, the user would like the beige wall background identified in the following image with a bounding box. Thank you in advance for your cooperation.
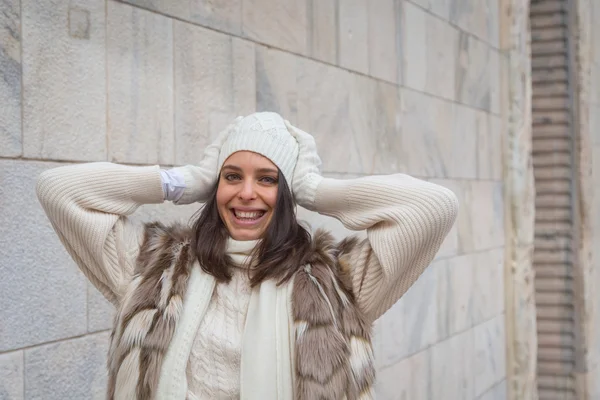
[0,0,507,399]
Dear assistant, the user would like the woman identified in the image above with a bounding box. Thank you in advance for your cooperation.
[36,112,458,399]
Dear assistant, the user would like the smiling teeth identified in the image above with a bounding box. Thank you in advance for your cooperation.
[234,210,264,219]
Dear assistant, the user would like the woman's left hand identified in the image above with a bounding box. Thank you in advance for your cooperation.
[284,120,323,210]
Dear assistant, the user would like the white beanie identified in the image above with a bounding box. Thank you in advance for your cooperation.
[218,112,299,184]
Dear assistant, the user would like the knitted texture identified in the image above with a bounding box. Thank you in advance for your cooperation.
[218,112,299,185]
[186,260,253,399]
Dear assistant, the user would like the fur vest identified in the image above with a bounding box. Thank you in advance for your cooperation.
[106,222,375,399]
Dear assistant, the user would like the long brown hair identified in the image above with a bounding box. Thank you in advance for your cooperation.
[190,170,312,286]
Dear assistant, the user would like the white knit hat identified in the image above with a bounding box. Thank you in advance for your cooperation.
[218,112,299,184]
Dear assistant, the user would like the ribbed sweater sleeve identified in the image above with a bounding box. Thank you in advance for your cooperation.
[36,162,165,306]
[313,175,459,322]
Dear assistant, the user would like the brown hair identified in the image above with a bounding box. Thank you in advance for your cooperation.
[190,170,312,286]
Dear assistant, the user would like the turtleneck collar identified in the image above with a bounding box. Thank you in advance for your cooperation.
[226,237,260,268]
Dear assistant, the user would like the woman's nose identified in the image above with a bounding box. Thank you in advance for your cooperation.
[238,179,256,200]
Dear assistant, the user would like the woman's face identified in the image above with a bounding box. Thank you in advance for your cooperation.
[216,151,279,241]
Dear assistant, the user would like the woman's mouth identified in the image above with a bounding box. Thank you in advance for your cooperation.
[230,209,267,226]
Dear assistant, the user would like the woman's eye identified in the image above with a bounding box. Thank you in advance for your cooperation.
[225,173,241,181]
[260,176,278,184]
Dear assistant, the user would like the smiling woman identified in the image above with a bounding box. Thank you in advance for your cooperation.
[35,111,459,399]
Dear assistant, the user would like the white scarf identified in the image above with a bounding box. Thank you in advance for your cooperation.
[155,238,295,399]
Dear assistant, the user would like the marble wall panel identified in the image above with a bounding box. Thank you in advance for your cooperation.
[377,261,442,367]
[375,349,429,399]
[409,0,452,20]
[243,0,307,55]
[477,380,507,400]
[474,315,506,396]
[121,0,242,35]
[368,0,398,83]
[22,0,107,161]
[0,350,23,400]
[25,332,109,399]
[456,33,494,111]
[437,253,476,337]
[456,180,504,253]
[402,2,458,100]
[472,248,505,324]
[452,103,479,179]
[0,0,21,157]
[450,0,500,47]
[256,46,298,124]
[107,2,174,165]
[297,57,402,175]
[478,114,503,180]
[0,161,87,351]
[174,22,255,165]
[430,328,475,399]
[399,89,453,177]
[308,0,337,64]
[338,0,369,74]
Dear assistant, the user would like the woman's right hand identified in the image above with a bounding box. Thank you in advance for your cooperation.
[172,116,243,205]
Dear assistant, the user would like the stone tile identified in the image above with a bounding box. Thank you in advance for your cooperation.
[22,0,107,161]
[402,2,458,100]
[174,22,255,165]
[438,254,475,337]
[430,329,475,400]
[451,0,499,47]
[338,0,369,74]
[296,59,359,173]
[457,181,504,253]
[474,316,506,396]
[377,261,441,367]
[477,380,507,400]
[368,0,398,83]
[87,282,114,333]
[297,58,402,174]
[456,33,494,111]
[478,114,503,180]
[0,351,23,400]
[308,0,337,64]
[399,89,453,177]
[0,161,87,351]
[121,0,242,35]
[489,48,501,115]
[375,349,429,399]
[451,103,479,179]
[242,0,307,55]
[409,0,452,20]
[352,77,402,174]
[107,2,174,165]
[25,332,109,400]
[256,45,298,124]
[0,0,21,157]
[473,248,505,324]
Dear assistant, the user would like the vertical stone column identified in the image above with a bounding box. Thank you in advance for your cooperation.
[571,0,594,397]
[499,0,538,398]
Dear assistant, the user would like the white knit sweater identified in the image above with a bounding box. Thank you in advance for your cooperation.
[186,242,254,399]
[36,162,458,398]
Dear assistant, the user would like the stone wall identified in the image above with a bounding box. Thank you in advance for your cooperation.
[0,0,506,398]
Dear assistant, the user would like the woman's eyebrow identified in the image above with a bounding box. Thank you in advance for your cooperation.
[222,165,242,172]
[255,168,278,174]
[222,165,278,175]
